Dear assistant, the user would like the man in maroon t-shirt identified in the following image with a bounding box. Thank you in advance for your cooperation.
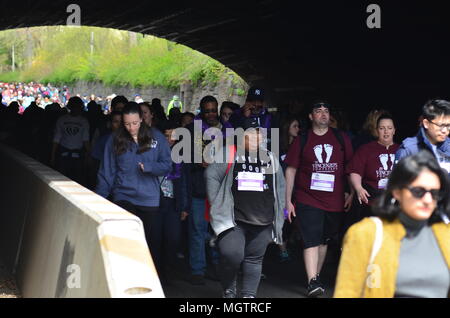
[284,101,354,297]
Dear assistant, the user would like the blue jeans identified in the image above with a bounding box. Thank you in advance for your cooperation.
[188,197,219,275]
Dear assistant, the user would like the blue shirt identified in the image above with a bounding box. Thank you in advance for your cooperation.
[96,128,172,207]
[91,132,111,161]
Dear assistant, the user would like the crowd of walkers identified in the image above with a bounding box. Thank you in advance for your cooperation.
[0,82,449,298]
[1,82,67,110]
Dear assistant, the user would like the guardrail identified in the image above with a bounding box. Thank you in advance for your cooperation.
[0,144,164,298]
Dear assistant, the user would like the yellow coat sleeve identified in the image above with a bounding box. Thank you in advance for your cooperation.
[334,218,376,298]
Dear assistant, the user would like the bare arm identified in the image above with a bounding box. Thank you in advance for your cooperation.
[285,166,297,223]
[349,173,370,205]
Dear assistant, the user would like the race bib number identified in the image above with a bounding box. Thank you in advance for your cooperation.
[238,172,264,192]
[378,178,388,190]
[310,173,335,192]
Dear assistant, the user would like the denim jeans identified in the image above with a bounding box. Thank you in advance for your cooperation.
[188,198,208,275]
[188,197,219,275]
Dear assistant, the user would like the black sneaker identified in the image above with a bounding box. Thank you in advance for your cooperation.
[307,277,324,297]
[316,274,325,291]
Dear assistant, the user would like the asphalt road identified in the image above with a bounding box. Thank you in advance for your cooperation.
[162,241,341,298]
[0,238,340,299]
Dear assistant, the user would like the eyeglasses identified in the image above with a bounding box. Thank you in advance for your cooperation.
[203,109,217,114]
[429,120,450,131]
[407,186,442,201]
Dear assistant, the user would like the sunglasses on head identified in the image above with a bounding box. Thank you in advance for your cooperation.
[407,186,442,201]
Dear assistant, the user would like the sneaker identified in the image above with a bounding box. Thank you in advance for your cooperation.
[222,289,236,298]
[307,277,324,297]
[189,274,205,285]
[279,250,291,263]
[316,274,325,290]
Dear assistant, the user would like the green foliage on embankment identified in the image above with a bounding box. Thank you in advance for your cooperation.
[0,26,245,89]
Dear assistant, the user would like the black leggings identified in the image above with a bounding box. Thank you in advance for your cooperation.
[216,222,272,298]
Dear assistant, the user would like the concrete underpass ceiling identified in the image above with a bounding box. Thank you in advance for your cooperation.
[1,1,450,102]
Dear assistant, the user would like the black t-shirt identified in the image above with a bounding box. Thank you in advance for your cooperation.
[231,150,275,226]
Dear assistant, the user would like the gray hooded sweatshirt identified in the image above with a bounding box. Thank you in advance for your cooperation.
[205,147,286,244]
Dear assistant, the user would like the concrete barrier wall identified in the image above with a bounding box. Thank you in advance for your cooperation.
[0,144,164,298]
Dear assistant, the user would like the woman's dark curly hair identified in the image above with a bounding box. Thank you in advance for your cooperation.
[372,150,450,225]
[113,102,153,155]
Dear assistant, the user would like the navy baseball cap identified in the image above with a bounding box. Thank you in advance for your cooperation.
[246,87,264,101]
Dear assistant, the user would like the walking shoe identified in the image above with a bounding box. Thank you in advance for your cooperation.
[307,277,324,297]
[279,250,291,263]
[222,289,236,298]
[189,274,205,285]
[315,274,325,291]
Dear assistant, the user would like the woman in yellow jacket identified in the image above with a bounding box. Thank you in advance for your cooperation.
[334,150,450,298]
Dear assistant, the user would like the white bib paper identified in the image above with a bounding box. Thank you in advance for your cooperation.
[238,172,264,192]
[310,173,335,192]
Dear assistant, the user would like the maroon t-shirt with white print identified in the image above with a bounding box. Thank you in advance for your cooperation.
[346,141,399,191]
[285,129,353,212]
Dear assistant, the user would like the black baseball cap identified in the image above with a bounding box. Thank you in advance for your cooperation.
[246,87,264,102]
[310,100,331,113]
